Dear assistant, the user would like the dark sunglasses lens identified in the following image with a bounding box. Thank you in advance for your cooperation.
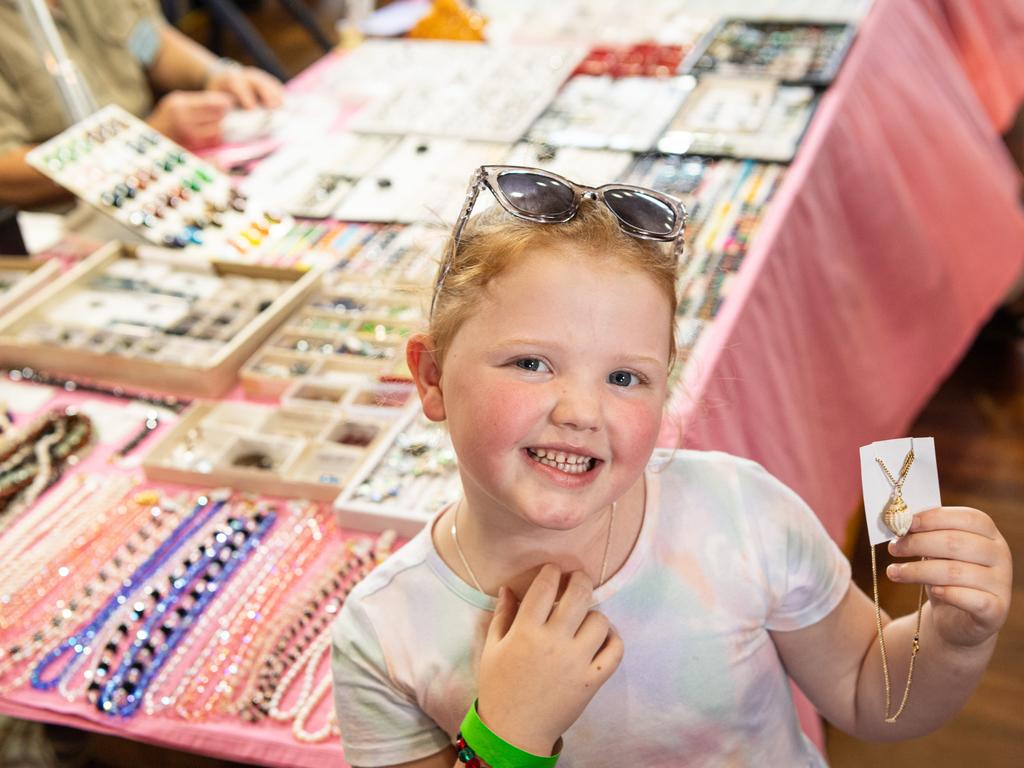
[603,189,676,236]
[496,172,576,217]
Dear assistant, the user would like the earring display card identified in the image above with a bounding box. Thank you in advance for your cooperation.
[334,136,510,224]
[142,398,406,501]
[860,437,941,546]
[0,258,60,317]
[239,133,400,219]
[0,242,322,397]
[625,154,786,367]
[658,76,818,162]
[526,75,695,152]
[26,105,294,256]
[681,19,856,86]
[334,40,585,143]
[240,283,425,397]
[334,408,461,538]
[502,145,636,190]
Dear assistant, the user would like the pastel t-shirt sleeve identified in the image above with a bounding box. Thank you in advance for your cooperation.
[331,596,451,767]
[735,459,852,632]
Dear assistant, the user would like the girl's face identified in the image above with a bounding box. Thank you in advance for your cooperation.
[426,248,673,532]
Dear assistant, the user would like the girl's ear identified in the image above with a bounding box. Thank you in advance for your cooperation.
[406,333,446,422]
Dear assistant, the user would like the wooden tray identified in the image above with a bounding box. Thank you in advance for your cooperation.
[0,257,60,317]
[0,242,323,397]
[142,399,402,502]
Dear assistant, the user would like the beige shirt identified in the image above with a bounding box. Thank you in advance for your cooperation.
[0,0,165,154]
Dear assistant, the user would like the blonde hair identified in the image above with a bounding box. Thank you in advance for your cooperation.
[429,200,679,367]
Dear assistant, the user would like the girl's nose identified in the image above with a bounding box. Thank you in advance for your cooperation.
[550,383,601,431]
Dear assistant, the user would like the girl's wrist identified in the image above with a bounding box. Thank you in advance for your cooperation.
[458,700,561,766]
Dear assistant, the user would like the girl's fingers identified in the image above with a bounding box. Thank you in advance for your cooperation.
[487,586,517,642]
[589,624,624,682]
[887,558,995,592]
[910,507,1000,539]
[929,585,1006,627]
[575,610,611,658]
[889,529,1000,567]
[549,571,593,634]
[516,564,561,625]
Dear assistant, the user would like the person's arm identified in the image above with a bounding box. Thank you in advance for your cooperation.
[772,506,1011,741]
[148,24,283,109]
[0,145,69,207]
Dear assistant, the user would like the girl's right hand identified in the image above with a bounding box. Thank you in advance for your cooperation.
[476,564,624,756]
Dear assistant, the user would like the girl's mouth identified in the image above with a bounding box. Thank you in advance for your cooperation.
[525,447,598,475]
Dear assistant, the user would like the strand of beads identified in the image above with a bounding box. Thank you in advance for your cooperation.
[161,502,330,720]
[31,490,229,692]
[0,409,93,525]
[0,491,185,693]
[0,474,120,603]
[97,503,278,717]
[290,634,336,743]
[0,479,148,635]
[238,530,394,722]
[62,495,240,705]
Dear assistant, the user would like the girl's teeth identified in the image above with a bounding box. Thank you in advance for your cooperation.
[527,449,593,474]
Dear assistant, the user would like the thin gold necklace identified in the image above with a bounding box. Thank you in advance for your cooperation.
[871,441,925,723]
[450,500,616,595]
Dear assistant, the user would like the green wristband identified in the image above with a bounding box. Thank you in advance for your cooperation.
[459,700,560,768]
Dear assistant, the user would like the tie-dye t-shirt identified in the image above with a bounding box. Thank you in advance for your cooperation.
[332,450,851,767]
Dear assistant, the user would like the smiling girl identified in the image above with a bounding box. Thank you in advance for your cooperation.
[331,166,1011,768]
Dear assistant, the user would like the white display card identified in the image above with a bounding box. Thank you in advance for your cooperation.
[860,437,941,546]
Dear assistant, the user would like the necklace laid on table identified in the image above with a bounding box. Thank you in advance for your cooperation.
[450,500,616,595]
[871,440,925,723]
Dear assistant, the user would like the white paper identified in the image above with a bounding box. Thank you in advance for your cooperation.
[860,437,941,546]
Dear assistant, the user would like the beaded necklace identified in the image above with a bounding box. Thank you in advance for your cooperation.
[0,410,93,523]
[0,489,182,696]
[97,506,277,717]
[239,531,394,722]
[70,503,243,705]
[0,480,149,635]
[7,368,188,414]
[166,503,330,720]
[31,491,229,691]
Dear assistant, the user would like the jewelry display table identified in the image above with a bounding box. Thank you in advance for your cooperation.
[1,0,1022,766]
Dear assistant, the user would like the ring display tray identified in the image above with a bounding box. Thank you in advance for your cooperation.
[0,242,322,397]
[142,397,407,502]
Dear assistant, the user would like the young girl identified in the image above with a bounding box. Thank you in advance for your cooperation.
[331,166,1011,767]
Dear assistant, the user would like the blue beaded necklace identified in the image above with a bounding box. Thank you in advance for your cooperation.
[31,492,228,691]
[98,507,276,716]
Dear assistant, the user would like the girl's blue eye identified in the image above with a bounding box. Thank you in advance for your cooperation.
[516,358,550,373]
[608,370,639,387]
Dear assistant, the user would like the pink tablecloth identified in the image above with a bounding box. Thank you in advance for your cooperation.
[671,0,1024,544]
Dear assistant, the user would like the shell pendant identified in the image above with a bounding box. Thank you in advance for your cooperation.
[883,494,912,537]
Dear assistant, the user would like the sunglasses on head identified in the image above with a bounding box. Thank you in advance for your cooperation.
[431,165,687,316]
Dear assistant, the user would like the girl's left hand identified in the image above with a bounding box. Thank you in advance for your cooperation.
[887,506,1012,648]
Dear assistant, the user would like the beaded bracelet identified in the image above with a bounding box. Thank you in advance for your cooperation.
[457,701,560,768]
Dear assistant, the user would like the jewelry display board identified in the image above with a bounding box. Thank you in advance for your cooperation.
[336,40,586,142]
[527,75,695,152]
[681,19,857,86]
[0,242,323,397]
[0,258,60,316]
[658,76,819,162]
[26,106,295,257]
[142,397,407,501]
